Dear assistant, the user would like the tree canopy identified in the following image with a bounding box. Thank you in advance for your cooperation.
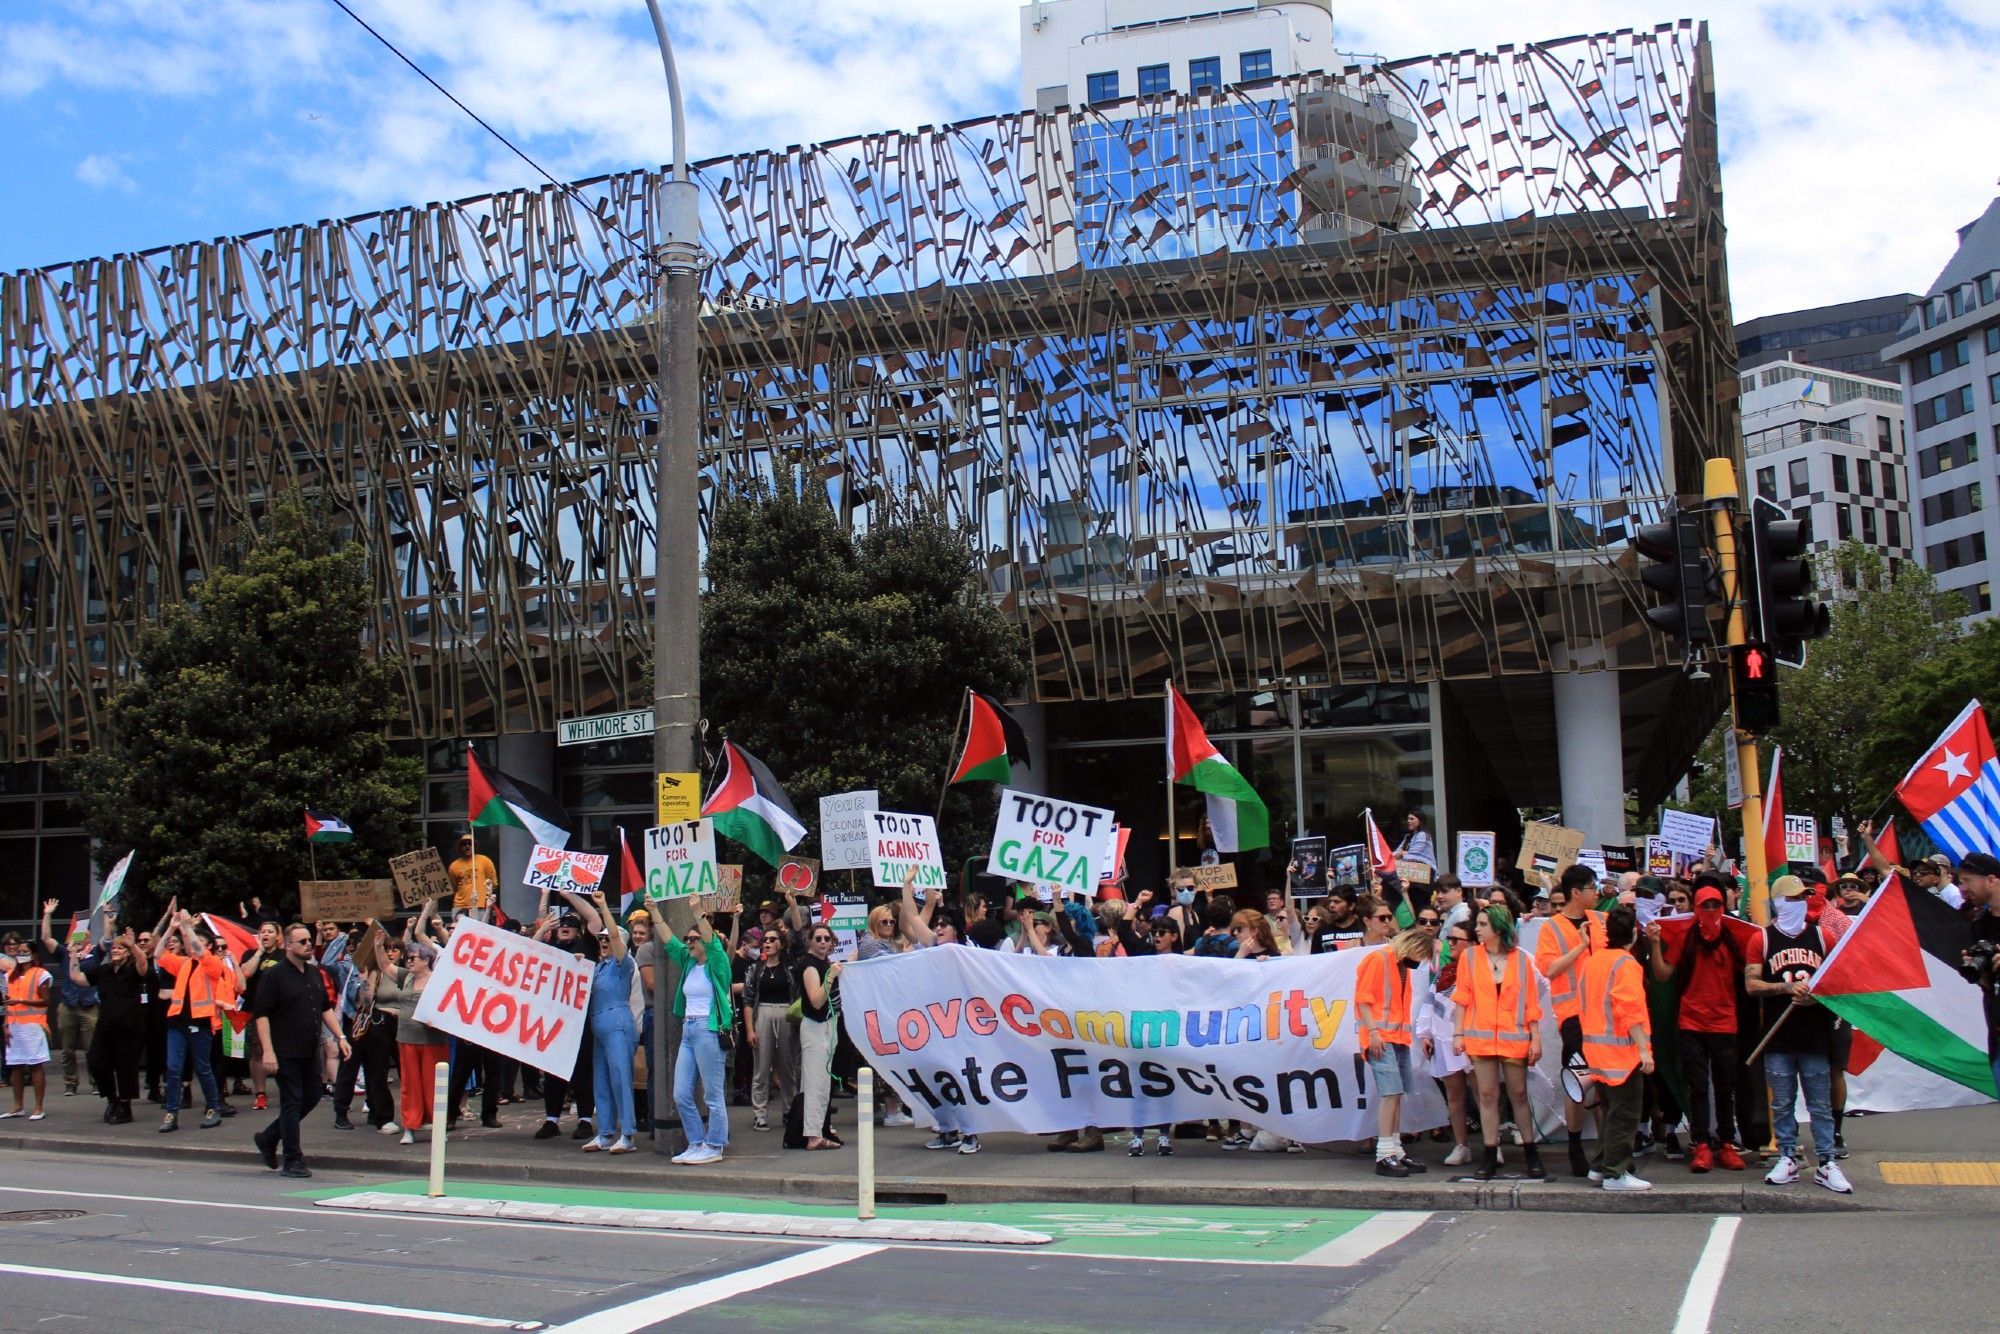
[61,493,421,916]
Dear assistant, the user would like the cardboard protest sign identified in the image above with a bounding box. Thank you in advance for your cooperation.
[1517,821,1585,886]
[1288,836,1329,896]
[1395,857,1434,885]
[389,847,452,909]
[524,845,610,895]
[777,855,821,897]
[870,810,946,891]
[298,879,395,922]
[1456,831,1496,887]
[1189,863,1237,891]
[1784,814,1818,867]
[645,820,719,901]
[819,789,879,871]
[412,916,590,1078]
[693,864,743,915]
[1658,808,1716,859]
[986,789,1116,894]
[1096,826,1132,899]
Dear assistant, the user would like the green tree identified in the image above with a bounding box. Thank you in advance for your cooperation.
[60,492,421,917]
[697,468,1028,870]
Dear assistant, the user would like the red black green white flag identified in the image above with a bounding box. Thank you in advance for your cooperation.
[700,740,807,869]
[468,746,571,850]
[303,809,353,843]
[949,690,1032,785]
[1810,873,1998,1099]
[1165,681,1269,853]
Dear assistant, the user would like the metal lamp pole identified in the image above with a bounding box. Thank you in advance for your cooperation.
[643,0,703,1156]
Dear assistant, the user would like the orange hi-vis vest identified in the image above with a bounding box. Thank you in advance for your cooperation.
[1354,946,1415,1048]
[1577,949,1651,1086]
[1536,909,1608,1021]
[160,952,228,1028]
[1452,946,1542,1059]
[5,967,51,1031]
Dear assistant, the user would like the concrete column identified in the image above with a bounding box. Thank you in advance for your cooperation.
[495,731,558,922]
[1553,670,1626,849]
[1012,702,1051,795]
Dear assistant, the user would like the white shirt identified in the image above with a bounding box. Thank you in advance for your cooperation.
[681,961,713,1019]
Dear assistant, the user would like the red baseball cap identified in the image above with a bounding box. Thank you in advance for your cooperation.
[1693,886,1725,909]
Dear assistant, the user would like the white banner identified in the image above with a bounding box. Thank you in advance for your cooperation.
[819,789,879,871]
[524,845,609,894]
[986,789,1117,894]
[645,820,718,900]
[413,917,590,1078]
[869,810,946,891]
[837,947,1448,1141]
[1455,831,1495,887]
[1657,808,1715,858]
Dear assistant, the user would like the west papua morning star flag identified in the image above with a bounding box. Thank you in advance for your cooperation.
[303,809,353,843]
[1166,682,1269,853]
[468,746,571,850]
[1810,873,1998,1100]
[1897,700,2000,863]
[948,690,1033,786]
[700,740,806,869]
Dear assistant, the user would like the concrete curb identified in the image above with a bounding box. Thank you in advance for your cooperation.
[1,1132,1875,1215]
[317,1189,1053,1244]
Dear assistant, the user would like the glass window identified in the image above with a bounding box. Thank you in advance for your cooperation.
[1137,63,1170,96]
[1189,56,1221,92]
[1086,70,1119,103]
[1856,457,1872,496]
[1755,466,1778,502]
[1836,504,1852,540]
[1991,373,2000,404]
[1831,456,1849,491]
[1880,461,1896,500]
[1887,511,1902,547]
[1987,325,2000,356]
[1965,582,1994,615]
[1861,507,1877,544]
[1788,458,1810,496]
[1240,49,1273,82]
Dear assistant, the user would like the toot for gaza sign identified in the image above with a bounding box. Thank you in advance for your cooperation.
[869,811,946,891]
[987,789,1115,893]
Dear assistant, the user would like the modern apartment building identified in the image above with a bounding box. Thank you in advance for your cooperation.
[1882,197,2000,619]
[1735,293,1916,378]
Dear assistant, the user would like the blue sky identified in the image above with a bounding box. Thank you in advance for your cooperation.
[3,1,1998,319]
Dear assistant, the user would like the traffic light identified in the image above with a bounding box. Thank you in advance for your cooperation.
[1732,641,1781,733]
[1633,502,1715,647]
[1746,496,1831,668]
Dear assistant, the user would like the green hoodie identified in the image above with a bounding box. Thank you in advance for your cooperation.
[663,933,736,1032]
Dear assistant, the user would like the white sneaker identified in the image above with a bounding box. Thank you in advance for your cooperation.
[1814,1162,1854,1195]
[378,1122,402,1135]
[1499,1121,1523,1146]
[670,1144,704,1165]
[399,1130,415,1146]
[1764,1154,1799,1185]
[684,1144,724,1164]
[1587,1169,1605,1182]
[1443,1143,1473,1167]
[880,1112,914,1128]
[1603,1172,1652,1192]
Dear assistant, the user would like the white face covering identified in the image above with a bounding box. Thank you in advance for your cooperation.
[1773,897,1807,935]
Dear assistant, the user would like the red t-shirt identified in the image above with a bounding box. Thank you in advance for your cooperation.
[1667,930,1759,1034]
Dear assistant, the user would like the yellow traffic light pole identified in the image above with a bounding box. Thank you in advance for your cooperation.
[1704,458,1771,925]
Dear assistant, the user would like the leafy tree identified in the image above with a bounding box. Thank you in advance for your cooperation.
[697,468,1028,873]
[60,493,421,917]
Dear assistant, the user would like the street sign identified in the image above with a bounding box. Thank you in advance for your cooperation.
[557,708,655,747]
[1724,727,1744,809]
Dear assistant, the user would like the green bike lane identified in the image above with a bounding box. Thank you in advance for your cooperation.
[294,1176,1419,1264]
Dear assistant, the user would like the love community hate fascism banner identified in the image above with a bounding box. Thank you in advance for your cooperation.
[837,946,1445,1142]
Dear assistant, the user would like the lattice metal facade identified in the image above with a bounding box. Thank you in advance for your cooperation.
[0,22,1737,764]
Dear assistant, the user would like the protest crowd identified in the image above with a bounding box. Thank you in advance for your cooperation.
[4,696,1997,1192]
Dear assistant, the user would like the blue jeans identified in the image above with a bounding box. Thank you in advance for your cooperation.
[675,1022,729,1150]
[1765,1048,1834,1162]
[591,1015,638,1140]
[164,1021,220,1114]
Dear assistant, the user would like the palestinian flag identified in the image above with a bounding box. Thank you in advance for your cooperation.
[1763,745,1788,876]
[468,746,571,850]
[949,690,1032,785]
[1810,874,1998,1099]
[1365,808,1414,927]
[201,913,260,958]
[304,809,353,843]
[700,740,806,868]
[1166,682,1269,853]
[618,826,643,916]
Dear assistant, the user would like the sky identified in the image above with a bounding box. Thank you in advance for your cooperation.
[2,1,1998,321]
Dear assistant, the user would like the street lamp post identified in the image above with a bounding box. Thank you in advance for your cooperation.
[642,0,703,1157]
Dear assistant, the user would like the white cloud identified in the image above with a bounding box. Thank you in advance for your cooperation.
[74,153,135,191]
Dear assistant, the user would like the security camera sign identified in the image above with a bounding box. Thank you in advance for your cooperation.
[645,820,719,900]
[986,789,1117,894]
[869,811,945,891]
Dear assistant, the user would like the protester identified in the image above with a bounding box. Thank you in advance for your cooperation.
[1419,917,1474,1166]
[797,923,842,1151]
[449,833,499,917]
[665,912,734,1164]
[153,910,232,1131]
[1394,811,1437,870]
[235,920,282,1111]
[625,909,655,1135]
[381,923,449,1146]
[1646,885,1748,1173]
[1453,904,1545,1181]
[1356,927,1429,1176]
[77,924,148,1124]
[250,922,349,1178]
[1578,907,1655,1191]
[572,891,640,1155]
[1746,874,1852,1194]
[38,900,99,1099]
[332,928,399,1134]
[1954,851,2000,1092]
[3,932,53,1120]
[1309,888,1365,952]
[531,896,599,1141]
[1538,863,1608,1177]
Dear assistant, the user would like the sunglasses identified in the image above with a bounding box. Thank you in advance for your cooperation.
[1369,912,1395,922]
[1417,915,1440,926]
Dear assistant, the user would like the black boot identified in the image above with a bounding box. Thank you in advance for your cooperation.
[1474,1144,1500,1181]
[1568,1132,1591,1178]
[1523,1142,1547,1180]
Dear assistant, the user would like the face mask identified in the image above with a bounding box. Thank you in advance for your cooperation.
[1175,889,1195,907]
[1773,897,1807,935]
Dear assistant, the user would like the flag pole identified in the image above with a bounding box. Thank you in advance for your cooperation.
[933,687,970,825]
[1164,681,1178,875]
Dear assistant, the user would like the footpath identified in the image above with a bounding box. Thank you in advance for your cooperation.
[6,1088,1995,1215]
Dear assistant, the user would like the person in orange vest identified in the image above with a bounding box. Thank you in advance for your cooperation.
[1577,905,1655,1191]
[1536,862,1608,1176]
[1357,927,1432,1177]
[152,911,235,1132]
[1452,904,1546,1181]
[2,932,54,1120]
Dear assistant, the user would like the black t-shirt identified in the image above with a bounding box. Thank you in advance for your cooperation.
[1760,923,1834,1055]
[752,961,793,1005]
[796,958,831,1023]
[239,949,279,1008]
[1971,911,2000,1056]
[251,959,335,1060]
[1311,923,1363,954]
[82,957,147,1027]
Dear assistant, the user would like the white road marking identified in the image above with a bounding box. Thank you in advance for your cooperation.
[1672,1215,1742,1334]
[1293,1211,1433,1267]
[545,1244,881,1332]
[0,1261,527,1328]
